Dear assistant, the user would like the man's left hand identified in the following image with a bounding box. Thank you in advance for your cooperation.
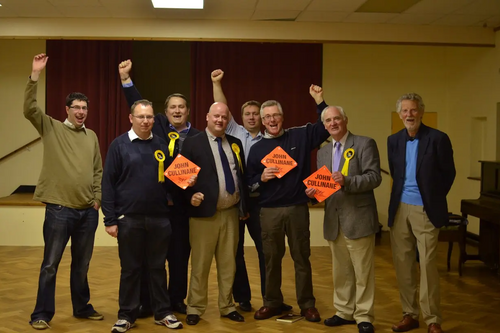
[331,171,345,186]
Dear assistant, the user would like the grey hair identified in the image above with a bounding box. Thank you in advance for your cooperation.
[396,93,425,113]
[260,100,283,118]
[321,105,347,123]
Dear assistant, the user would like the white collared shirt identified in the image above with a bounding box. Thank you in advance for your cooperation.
[128,128,153,141]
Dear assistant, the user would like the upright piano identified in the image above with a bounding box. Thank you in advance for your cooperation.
[461,161,500,273]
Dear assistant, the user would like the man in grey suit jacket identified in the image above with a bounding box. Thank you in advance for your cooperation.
[307,105,381,333]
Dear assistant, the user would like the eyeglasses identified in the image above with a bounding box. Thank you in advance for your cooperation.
[132,115,154,121]
[262,113,282,121]
[69,105,88,111]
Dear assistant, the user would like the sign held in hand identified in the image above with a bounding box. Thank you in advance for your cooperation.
[165,154,201,189]
[261,146,297,178]
[303,165,341,202]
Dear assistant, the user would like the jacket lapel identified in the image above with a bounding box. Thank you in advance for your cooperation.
[339,133,354,171]
[201,132,217,173]
[321,141,333,172]
[416,125,429,174]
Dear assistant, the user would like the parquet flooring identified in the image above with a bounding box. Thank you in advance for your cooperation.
[1,232,499,332]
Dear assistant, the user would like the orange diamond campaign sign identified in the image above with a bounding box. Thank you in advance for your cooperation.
[303,165,341,202]
[261,146,297,178]
[165,154,201,190]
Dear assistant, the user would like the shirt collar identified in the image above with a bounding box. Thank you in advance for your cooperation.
[263,129,284,139]
[169,122,191,134]
[128,128,153,141]
[333,131,349,147]
[64,119,86,133]
[405,129,420,142]
[205,128,225,141]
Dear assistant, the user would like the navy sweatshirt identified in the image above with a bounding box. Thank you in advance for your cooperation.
[246,102,330,208]
[102,133,172,226]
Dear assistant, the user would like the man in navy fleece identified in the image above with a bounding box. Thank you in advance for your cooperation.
[247,86,330,323]
[102,99,183,332]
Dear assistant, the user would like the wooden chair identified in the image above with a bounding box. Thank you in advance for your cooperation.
[438,214,468,276]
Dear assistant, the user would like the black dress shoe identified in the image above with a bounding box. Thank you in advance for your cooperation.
[172,302,187,314]
[281,303,293,311]
[324,315,356,327]
[186,314,200,325]
[239,301,252,312]
[223,311,245,322]
[358,322,375,333]
[137,305,153,318]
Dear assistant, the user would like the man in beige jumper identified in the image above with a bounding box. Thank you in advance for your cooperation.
[25,53,103,331]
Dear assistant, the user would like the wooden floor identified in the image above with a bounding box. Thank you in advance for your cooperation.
[1,232,498,333]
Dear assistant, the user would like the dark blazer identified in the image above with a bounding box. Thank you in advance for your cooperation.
[318,133,382,241]
[181,131,249,219]
[387,123,456,228]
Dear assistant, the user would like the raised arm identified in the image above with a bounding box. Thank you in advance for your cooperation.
[211,69,228,105]
[309,84,324,106]
[24,54,50,134]
[30,53,48,82]
[305,84,330,149]
[118,59,143,108]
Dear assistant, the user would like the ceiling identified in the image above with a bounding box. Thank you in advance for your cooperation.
[0,0,499,29]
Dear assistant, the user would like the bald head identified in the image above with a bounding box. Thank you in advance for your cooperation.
[206,102,230,137]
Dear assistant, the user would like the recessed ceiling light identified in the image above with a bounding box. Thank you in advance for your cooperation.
[151,0,203,9]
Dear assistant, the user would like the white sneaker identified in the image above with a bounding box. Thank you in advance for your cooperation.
[155,314,183,329]
[111,319,135,332]
[31,320,50,330]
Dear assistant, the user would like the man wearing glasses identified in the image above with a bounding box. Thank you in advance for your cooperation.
[25,54,103,330]
[117,60,198,316]
[102,99,184,332]
[246,87,329,322]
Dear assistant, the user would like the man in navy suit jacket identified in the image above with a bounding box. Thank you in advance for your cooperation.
[388,93,455,333]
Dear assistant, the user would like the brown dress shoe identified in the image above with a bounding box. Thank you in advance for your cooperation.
[428,323,443,333]
[300,307,321,322]
[254,306,282,320]
[392,315,419,332]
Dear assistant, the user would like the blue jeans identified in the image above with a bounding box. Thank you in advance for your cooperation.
[30,204,98,323]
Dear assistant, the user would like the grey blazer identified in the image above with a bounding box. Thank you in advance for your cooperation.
[318,132,382,241]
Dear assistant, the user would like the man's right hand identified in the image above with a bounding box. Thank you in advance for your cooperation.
[211,69,224,83]
[31,53,48,82]
[261,167,280,182]
[309,84,324,105]
[106,225,118,238]
[118,59,132,81]
[191,192,205,207]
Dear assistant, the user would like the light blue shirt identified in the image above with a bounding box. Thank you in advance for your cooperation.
[401,139,423,206]
[225,117,262,162]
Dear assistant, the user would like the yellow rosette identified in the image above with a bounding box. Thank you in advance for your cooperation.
[231,143,243,173]
[168,132,180,157]
[341,148,354,176]
[154,150,166,183]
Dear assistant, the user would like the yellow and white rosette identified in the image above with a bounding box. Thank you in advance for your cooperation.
[231,143,243,173]
[341,148,354,176]
[168,132,180,157]
[154,150,166,183]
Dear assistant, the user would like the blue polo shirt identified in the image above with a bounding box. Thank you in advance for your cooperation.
[401,137,423,206]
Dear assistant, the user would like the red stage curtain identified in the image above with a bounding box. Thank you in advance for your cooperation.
[191,41,323,167]
[46,40,133,161]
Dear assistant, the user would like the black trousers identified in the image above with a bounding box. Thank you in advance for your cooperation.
[117,215,172,322]
[232,198,266,302]
[140,211,190,308]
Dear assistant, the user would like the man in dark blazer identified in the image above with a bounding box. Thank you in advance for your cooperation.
[388,93,455,333]
[181,102,249,326]
[308,105,381,333]
[118,59,199,315]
